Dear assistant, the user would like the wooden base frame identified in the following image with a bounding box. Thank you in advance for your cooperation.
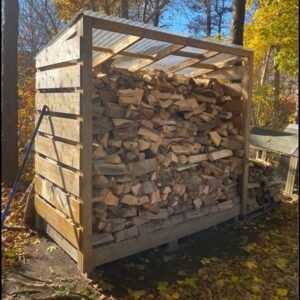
[39,204,240,273]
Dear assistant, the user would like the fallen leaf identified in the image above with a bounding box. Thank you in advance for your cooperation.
[276,288,288,296]
[245,261,257,270]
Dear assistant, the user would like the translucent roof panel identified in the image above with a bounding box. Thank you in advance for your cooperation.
[125,39,173,56]
[179,47,209,54]
[176,67,208,75]
[112,55,151,70]
[201,53,236,65]
[92,28,129,49]
[143,55,192,71]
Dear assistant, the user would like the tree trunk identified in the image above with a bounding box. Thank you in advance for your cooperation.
[273,62,280,129]
[1,0,19,186]
[120,0,129,19]
[231,0,246,45]
[206,0,211,37]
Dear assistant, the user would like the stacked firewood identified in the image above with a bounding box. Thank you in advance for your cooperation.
[247,159,283,211]
[91,69,244,246]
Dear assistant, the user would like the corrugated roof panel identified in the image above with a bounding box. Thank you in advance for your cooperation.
[175,67,203,75]
[180,46,207,54]
[250,127,298,157]
[112,55,147,70]
[201,53,235,65]
[125,39,173,56]
[92,28,129,49]
[143,55,191,70]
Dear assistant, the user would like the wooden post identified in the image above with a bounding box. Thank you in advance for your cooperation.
[77,16,94,276]
[284,156,298,197]
[241,53,253,216]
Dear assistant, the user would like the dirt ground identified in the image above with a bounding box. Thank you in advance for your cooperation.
[1,195,298,300]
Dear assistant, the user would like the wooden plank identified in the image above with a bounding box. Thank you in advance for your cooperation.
[241,55,253,215]
[92,35,141,68]
[35,194,81,248]
[92,204,240,266]
[35,176,81,224]
[284,156,298,197]
[223,83,243,97]
[36,65,81,89]
[35,155,81,197]
[77,17,94,275]
[222,100,243,114]
[132,44,185,72]
[203,66,245,80]
[35,135,81,170]
[89,16,252,57]
[36,92,81,115]
[36,37,81,68]
[38,115,81,142]
[130,44,185,72]
[165,51,219,73]
[46,224,78,262]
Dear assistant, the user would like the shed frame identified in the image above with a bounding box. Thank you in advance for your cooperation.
[34,10,253,275]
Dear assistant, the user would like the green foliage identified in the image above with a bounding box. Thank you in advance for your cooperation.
[252,85,296,129]
[245,0,299,76]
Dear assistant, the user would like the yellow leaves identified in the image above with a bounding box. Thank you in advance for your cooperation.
[157,281,168,292]
[231,275,239,282]
[171,292,180,299]
[245,260,258,270]
[200,257,211,265]
[276,288,288,296]
[275,258,286,271]
[243,243,257,253]
[128,289,146,300]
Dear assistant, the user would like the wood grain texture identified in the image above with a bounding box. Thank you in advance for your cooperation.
[38,115,81,142]
[35,194,81,248]
[36,64,81,89]
[35,175,81,224]
[35,135,81,170]
[92,204,240,266]
[35,155,81,197]
[36,37,80,68]
[36,92,81,115]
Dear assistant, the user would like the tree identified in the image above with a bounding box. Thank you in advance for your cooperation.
[230,0,246,45]
[1,0,19,185]
[183,0,232,38]
[52,0,170,26]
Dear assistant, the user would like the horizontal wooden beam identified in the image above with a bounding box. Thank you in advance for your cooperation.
[35,194,81,248]
[165,50,219,73]
[92,204,241,266]
[92,35,141,68]
[35,155,81,197]
[88,15,251,57]
[35,175,81,224]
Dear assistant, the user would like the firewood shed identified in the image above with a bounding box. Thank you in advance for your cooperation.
[34,10,253,275]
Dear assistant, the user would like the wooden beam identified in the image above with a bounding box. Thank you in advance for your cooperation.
[92,35,141,68]
[165,51,219,73]
[36,37,81,69]
[35,155,81,197]
[241,54,253,215]
[129,44,185,72]
[203,66,245,80]
[88,15,252,57]
[35,135,81,170]
[92,204,240,266]
[77,17,94,275]
[36,92,82,115]
[36,64,81,89]
[35,195,81,248]
[35,175,81,224]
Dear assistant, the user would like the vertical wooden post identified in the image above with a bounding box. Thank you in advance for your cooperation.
[241,53,253,216]
[284,156,298,197]
[77,16,93,275]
